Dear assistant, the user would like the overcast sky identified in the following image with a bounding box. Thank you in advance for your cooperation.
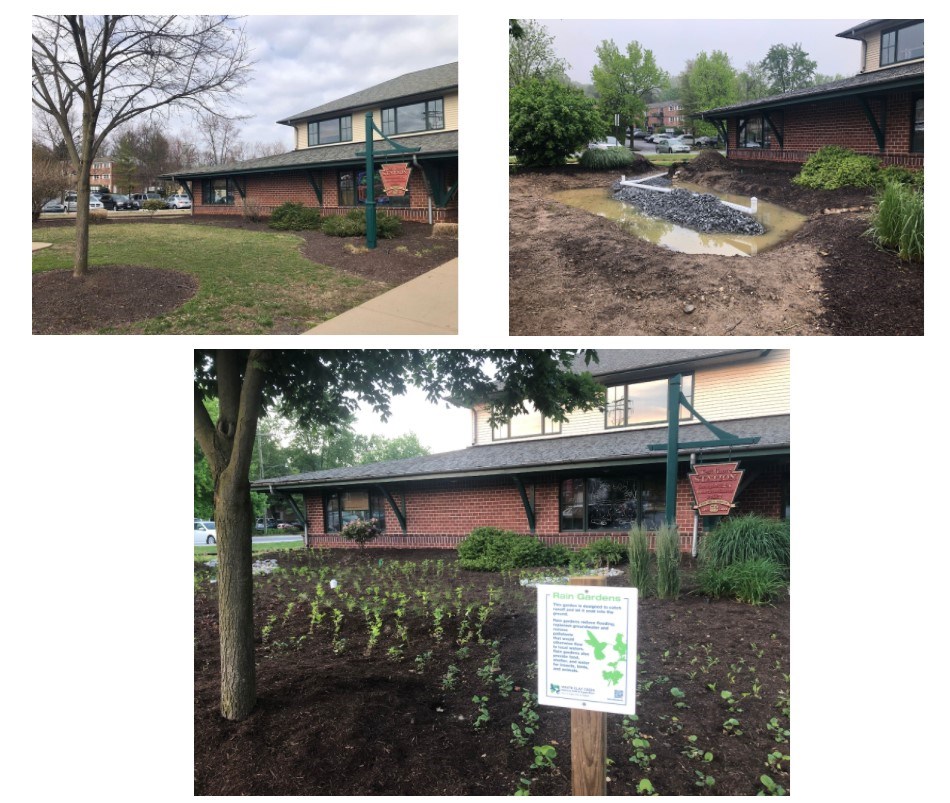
[354,389,472,454]
[182,15,458,151]
[537,19,866,85]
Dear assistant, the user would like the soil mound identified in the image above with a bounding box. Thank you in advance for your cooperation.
[33,265,198,334]
[677,149,731,176]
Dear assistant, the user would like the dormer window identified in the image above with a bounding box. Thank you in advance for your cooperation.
[381,98,444,136]
[605,375,694,429]
[880,21,924,66]
[492,402,561,440]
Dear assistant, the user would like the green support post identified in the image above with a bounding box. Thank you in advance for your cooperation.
[665,374,682,526]
[365,112,377,249]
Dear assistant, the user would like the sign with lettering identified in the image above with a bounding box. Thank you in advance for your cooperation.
[379,163,412,196]
[537,584,638,714]
[688,461,743,516]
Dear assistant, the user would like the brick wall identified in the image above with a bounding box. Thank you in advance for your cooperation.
[190,164,458,222]
[725,90,923,168]
[302,463,788,553]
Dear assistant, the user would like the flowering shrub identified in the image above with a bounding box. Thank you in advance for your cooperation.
[340,517,381,549]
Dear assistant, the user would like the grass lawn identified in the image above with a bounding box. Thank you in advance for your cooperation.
[194,539,305,561]
[644,151,702,167]
[32,222,385,334]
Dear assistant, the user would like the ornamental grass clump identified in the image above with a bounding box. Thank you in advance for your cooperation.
[579,146,637,170]
[655,524,681,599]
[866,180,924,263]
[577,537,627,569]
[627,524,651,598]
[702,514,789,570]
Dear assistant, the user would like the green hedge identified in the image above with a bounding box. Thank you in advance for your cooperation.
[793,146,924,191]
[457,527,570,571]
[268,202,321,230]
[322,209,403,238]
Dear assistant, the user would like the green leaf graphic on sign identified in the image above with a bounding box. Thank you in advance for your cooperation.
[603,669,623,685]
[585,630,609,660]
[613,633,628,661]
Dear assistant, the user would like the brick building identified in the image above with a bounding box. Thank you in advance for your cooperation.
[646,101,684,132]
[254,350,790,553]
[699,19,923,168]
[161,62,458,222]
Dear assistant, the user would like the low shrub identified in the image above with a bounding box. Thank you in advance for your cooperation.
[141,199,167,212]
[702,514,790,570]
[655,524,681,599]
[866,180,924,263]
[268,201,321,231]
[875,165,924,192]
[431,222,458,239]
[579,146,637,170]
[576,537,627,569]
[792,145,880,189]
[88,209,109,224]
[241,199,267,223]
[457,526,569,571]
[340,517,381,550]
[627,524,652,598]
[322,209,402,239]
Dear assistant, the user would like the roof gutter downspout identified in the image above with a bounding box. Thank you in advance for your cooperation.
[413,154,433,224]
[690,454,699,558]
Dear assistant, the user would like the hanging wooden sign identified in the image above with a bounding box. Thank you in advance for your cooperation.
[379,163,412,196]
[688,461,743,516]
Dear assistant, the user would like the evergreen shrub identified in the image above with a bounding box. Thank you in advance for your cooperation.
[268,202,321,230]
[457,526,569,571]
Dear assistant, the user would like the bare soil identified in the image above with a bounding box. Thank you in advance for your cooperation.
[509,153,923,336]
[194,548,790,796]
[32,217,456,334]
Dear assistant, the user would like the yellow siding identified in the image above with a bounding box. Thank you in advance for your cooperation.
[472,351,789,445]
[293,91,458,151]
[863,33,881,72]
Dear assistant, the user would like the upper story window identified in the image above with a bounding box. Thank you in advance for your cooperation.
[492,403,561,441]
[381,98,444,136]
[308,115,353,147]
[880,21,924,66]
[605,375,694,429]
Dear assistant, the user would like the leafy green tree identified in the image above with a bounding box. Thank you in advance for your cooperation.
[509,78,605,166]
[680,51,738,137]
[509,19,570,88]
[760,43,817,94]
[357,432,430,464]
[812,72,848,86]
[591,40,666,147]
[194,349,604,721]
[737,61,771,101]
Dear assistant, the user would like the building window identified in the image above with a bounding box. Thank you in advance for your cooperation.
[605,375,694,429]
[492,403,561,440]
[339,168,406,207]
[308,115,352,146]
[559,473,666,531]
[201,177,237,205]
[738,115,769,149]
[381,98,444,136]
[911,96,924,153]
[880,21,924,66]
[325,489,386,533]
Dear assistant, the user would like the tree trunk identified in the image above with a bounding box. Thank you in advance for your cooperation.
[216,470,256,721]
[73,165,91,277]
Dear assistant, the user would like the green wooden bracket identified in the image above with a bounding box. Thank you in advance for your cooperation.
[764,112,784,148]
[233,177,247,199]
[277,492,307,529]
[512,475,536,533]
[858,96,887,151]
[305,170,323,205]
[736,119,747,148]
[712,119,728,144]
[375,484,406,534]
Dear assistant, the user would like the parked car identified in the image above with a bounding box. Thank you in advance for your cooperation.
[694,135,721,148]
[42,199,66,213]
[166,194,192,209]
[633,129,646,139]
[100,193,135,210]
[277,521,300,530]
[130,192,167,208]
[64,192,77,212]
[255,517,278,531]
[586,136,621,150]
[88,196,104,210]
[656,137,691,154]
[194,520,217,545]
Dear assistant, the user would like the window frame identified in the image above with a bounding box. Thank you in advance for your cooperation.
[324,489,386,533]
[381,97,445,136]
[492,406,562,441]
[879,21,924,67]
[604,374,695,430]
[910,94,924,153]
[307,115,353,147]
[559,472,667,532]
[201,177,238,206]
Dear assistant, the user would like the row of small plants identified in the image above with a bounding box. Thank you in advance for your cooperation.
[267,202,403,238]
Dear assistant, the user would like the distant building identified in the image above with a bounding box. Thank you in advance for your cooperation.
[699,19,923,167]
[646,101,684,131]
[89,158,116,192]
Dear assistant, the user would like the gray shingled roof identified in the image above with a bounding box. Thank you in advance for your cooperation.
[576,350,765,379]
[163,131,457,179]
[253,415,790,490]
[700,61,923,118]
[278,62,458,125]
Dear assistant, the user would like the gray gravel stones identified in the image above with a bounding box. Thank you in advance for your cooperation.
[612,182,765,235]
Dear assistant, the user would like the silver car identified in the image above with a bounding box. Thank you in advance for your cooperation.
[657,137,691,154]
[194,520,217,545]
[167,194,192,209]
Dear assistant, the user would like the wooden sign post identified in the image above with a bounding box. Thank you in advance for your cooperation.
[570,575,607,796]
[536,576,639,796]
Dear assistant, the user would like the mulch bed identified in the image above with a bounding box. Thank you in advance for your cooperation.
[194,548,790,796]
[32,216,457,334]
[32,266,198,334]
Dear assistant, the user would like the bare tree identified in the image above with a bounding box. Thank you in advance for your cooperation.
[198,111,249,165]
[32,15,252,277]
[32,141,69,222]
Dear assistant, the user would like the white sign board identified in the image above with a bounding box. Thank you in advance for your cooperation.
[537,584,638,715]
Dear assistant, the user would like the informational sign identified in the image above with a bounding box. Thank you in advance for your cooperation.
[379,163,412,196]
[537,584,638,715]
[688,461,743,516]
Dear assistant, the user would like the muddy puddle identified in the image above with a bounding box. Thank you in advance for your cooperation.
[551,183,807,256]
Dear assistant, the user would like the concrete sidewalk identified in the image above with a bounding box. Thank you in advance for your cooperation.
[304,258,457,335]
